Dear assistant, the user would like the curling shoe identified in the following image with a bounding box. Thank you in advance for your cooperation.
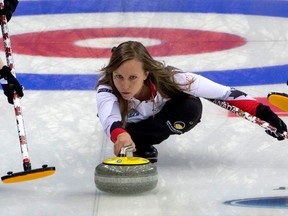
[133,145,158,163]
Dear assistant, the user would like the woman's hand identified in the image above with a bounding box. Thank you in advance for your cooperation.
[256,104,287,140]
[114,132,136,156]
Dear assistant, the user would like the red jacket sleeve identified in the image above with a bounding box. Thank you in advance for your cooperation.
[226,99,259,116]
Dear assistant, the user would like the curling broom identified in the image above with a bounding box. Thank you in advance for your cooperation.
[207,98,288,139]
[267,92,288,112]
[0,0,55,183]
[267,80,288,112]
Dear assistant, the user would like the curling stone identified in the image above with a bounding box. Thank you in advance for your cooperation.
[94,145,158,194]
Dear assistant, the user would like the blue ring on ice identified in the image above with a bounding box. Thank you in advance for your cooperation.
[224,196,288,209]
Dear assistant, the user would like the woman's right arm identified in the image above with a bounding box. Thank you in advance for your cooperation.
[96,85,123,134]
[96,85,136,155]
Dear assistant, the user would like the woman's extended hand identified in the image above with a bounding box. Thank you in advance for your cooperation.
[114,132,136,156]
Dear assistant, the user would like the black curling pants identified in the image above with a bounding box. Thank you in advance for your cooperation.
[125,95,202,151]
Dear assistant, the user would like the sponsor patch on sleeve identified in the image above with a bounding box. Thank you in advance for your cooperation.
[98,88,113,94]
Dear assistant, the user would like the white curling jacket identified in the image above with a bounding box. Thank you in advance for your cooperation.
[96,72,258,137]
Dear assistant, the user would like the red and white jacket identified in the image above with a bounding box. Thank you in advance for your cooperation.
[96,72,259,141]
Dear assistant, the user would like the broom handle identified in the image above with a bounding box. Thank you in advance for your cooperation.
[0,0,31,171]
[207,98,288,139]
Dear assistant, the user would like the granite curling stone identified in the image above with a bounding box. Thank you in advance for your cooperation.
[94,146,158,194]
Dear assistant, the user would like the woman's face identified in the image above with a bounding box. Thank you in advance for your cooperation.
[113,59,149,100]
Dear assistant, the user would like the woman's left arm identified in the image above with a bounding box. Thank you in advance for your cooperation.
[180,73,287,140]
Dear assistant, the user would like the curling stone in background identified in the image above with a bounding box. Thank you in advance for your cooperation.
[95,145,158,194]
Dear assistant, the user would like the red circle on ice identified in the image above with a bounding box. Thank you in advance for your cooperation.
[8,28,246,58]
